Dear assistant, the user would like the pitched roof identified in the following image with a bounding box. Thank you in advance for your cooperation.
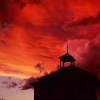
[31,65,99,87]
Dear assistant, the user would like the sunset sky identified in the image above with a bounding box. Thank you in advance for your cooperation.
[0,0,100,100]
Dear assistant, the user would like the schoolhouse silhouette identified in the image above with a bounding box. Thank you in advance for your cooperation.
[31,43,100,100]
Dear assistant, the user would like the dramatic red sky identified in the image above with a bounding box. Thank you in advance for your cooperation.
[0,0,100,100]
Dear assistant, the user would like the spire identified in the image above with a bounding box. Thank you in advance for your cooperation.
[59,40,76,68]
[67,41,68,54]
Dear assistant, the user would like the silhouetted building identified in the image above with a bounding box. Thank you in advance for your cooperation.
[31,43,100,100]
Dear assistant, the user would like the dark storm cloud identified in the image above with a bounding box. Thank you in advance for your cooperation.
[14,0,43,5]
[18,2,27,10]
[34,24,87,40]
[28,0,43,5]
[27,19,76,41]
[14,0,43,10]
[0,22,13,40]
[0,22,9,30]
[0,0,43,23]
[68,12,100,27]
[0,0,17,23]
[76,35,100,77]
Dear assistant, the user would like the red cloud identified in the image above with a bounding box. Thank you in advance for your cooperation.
[0,0,100,78]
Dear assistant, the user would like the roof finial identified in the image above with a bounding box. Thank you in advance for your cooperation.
[67,41,68,54]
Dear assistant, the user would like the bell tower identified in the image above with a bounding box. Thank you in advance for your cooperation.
[59,42,76,69]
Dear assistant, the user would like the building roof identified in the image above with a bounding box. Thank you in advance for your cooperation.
[31,65,100,89]
[59,41,76,63]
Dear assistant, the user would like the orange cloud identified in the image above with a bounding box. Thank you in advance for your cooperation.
[0,0,100,79]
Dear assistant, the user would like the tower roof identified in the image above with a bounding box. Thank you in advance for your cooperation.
[59,53,76,63]
[59,41,76,63]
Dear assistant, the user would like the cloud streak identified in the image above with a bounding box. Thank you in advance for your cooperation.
[68,12,100,27]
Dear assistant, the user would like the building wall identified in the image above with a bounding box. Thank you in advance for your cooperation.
[65,84,97,100]
[34,85,65,100]
[34,84,97,100]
